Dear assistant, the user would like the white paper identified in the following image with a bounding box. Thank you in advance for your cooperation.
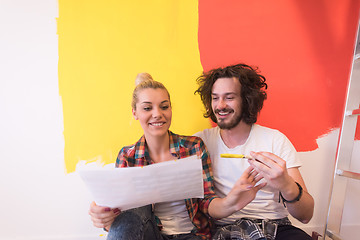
[78,155,204,210]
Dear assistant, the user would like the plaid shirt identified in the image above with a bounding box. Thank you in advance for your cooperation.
[116,131,218,239]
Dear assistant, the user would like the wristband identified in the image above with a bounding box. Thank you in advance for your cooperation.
[279,182,303,203]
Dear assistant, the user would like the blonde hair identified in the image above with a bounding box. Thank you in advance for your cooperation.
[132,73,171,110]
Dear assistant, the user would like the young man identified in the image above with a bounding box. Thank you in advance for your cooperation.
[194,64,314,240]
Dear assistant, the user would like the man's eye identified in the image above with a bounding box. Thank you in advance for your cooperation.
[226,97,234,100]
[212,97,218,101]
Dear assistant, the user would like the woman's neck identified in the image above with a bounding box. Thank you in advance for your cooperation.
[145,132,175,163]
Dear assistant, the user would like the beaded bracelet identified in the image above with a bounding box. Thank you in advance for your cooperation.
[279,182,303,204]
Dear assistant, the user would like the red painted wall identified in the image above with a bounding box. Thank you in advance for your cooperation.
[198,0,360,151]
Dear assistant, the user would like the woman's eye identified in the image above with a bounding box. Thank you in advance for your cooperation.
[161,105,169,110]
[143,107,151,111]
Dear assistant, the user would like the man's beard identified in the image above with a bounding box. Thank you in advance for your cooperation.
[215,108,242,130]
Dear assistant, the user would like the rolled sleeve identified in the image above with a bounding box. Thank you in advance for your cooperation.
[197,139,219,216]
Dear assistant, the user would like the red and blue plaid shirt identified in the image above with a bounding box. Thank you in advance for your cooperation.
[116,131,218,239]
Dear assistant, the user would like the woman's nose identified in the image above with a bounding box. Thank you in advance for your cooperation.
[152,107,162,118]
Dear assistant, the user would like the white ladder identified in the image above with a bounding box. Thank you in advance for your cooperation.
[324,18,360,240]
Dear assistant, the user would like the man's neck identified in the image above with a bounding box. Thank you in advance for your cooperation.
[219,121,252,149]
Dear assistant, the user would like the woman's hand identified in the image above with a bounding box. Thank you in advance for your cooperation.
[225,166,266,211]
[88,201,121,230]
[209,166,266,218]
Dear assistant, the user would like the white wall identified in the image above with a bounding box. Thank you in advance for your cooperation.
[0,1,359,239]
[291,131,360,238]
[0,1,103,239]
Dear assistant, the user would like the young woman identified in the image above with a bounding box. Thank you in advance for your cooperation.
[88,73,266,240]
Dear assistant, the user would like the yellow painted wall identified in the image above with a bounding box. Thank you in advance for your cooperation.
[58,0,210,173]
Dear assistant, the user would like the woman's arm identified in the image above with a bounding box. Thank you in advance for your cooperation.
[196,139,265,219]
[208,166,266,219]
[89,148,128,230]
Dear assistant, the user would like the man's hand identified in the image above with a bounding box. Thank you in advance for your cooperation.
[248,151,293,192]
[248,151,314,223]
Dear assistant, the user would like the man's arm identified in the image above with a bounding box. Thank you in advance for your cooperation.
[248,151,314,224]
[280,167,314,223]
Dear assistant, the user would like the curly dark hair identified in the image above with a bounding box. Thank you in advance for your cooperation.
[194,63,268,125]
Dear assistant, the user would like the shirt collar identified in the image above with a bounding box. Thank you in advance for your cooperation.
[134,135,149,160]
[134,131,180,161]
[169,131,180,158]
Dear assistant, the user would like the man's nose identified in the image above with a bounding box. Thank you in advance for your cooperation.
[217,99,227,109]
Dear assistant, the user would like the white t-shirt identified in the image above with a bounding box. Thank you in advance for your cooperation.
[154,200,194,235]
[195,124,301,225]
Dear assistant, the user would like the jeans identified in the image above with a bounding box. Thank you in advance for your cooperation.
[212,219,312,240]
[107,205,201,240]
[275,225,312,240]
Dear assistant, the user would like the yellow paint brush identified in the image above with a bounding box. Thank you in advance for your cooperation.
[220,154,253,159]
